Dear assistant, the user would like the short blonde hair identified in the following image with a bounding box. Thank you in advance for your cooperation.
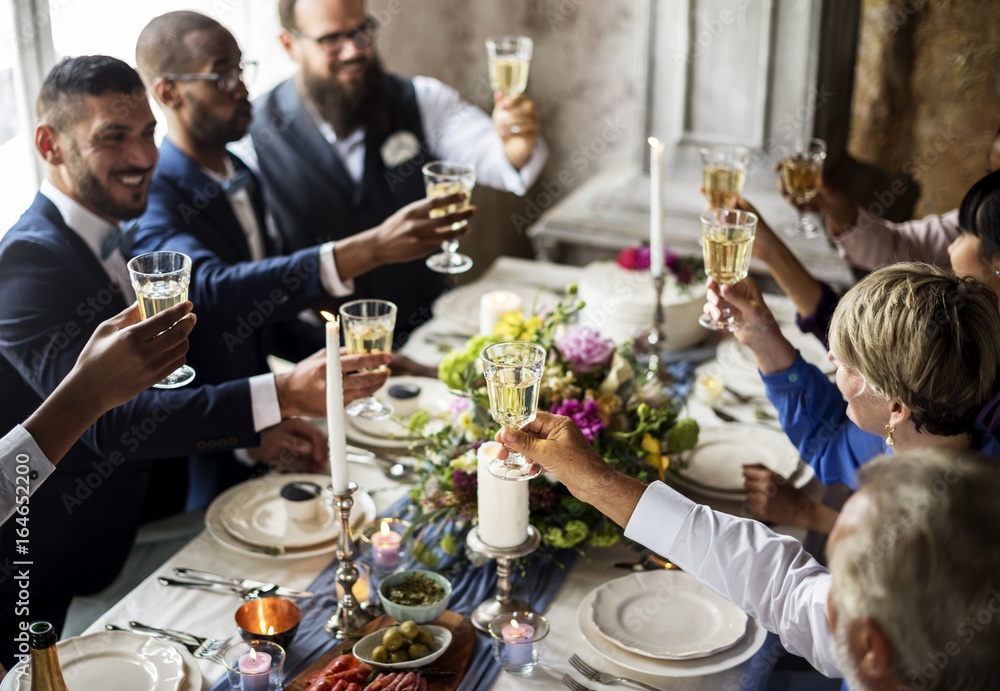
[829,263,1000,437]
[830,449,1000,691]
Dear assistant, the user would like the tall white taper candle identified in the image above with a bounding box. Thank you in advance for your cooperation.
[648,137,665,279]
[322,312,350,494]
[476,442,529,548]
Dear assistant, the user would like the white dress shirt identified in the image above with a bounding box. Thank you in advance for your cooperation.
[624,481,843,678]
[38,182,281,437]
[0,425,55,526]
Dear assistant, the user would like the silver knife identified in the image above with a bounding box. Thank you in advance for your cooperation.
[167,568,313,599]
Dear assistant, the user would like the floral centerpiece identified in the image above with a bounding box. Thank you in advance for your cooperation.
[405,287,699,563]
[616,244,704,291]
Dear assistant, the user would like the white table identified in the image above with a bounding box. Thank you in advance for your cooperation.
[83,256,822,690]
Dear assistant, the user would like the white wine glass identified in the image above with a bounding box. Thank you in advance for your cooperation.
[486,35,533,134]
[127,251,195,389]
[779,138,827,238]
[698,209,757,332]
[481,341,546,481]
[699,145,749,208]
[339,299,396,420]
[422,161,476,275]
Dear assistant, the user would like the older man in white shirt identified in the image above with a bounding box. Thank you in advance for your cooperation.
[497,412,1000,691]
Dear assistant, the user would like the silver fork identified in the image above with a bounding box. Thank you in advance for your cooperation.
[129,621,230,659]
[562,674,594,691]
[569,654,662,691]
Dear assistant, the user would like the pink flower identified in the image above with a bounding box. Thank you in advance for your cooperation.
[555,325,615,373]
[550,398,606,442]
[450,397,472,425]
[617,246,640,269]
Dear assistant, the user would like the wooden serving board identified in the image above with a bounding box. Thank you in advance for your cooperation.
[285,610,476,691]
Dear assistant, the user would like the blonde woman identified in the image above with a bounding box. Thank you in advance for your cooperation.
[706,263,1000,533]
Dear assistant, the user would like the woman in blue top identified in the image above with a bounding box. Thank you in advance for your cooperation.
[707,263,1000,534]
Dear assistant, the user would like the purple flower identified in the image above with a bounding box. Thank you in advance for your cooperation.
[550,398,607,442]
[555,325,615,373]
[450,397,472,425]
[635,245,651,270]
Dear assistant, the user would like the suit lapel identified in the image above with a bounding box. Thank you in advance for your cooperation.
[273,80,357,205]
[158,141,253,262]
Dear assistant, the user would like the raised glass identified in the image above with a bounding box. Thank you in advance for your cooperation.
[699,209,757,332]
[699,145,749,208]
[422,161,476,275]
[339,299,396,420]
[481,341,546,481]
[779,138,827,238]
[127,251,195,389]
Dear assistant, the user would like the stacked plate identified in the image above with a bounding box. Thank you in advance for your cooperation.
[670,425,814,501]
[346,376,457,450]
[205,473,376,559]
[0,631,201,691]
[431,282,562,336]
[718,325,834,398]
[578,570,767,677]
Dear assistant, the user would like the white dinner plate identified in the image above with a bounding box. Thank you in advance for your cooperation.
[2,632,194,691]
[578,585,767,678]
[431,281,562,335]
[591,571,748,660]
[670,425,815,500]
[205,474,376,559]
[761,294,798,327]
[347,376,457,445]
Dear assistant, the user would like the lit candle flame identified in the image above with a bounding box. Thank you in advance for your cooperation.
[320,310,337,323]
[249,648,257,661]
[511,618,519,629]
[267,626,275,636]
[648,136,661,149]
[381,520,391,538]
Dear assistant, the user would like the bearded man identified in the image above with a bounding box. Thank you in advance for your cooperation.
[241,0,547,342]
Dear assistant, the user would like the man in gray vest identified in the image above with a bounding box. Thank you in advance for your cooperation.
[244,0,548,344]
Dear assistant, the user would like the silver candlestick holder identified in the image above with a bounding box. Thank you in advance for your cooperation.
[466,525,541,632]
[633,273,670,382]
[324,481,374,639]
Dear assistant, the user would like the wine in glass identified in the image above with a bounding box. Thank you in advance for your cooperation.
[480,341,546,481]
[699,145,749,208]
[127,251,195,388]
[339,299,396,420]
[486,36,533,134]
[422,161,476,275]
[779,138,827,238]
[698,209,757,332]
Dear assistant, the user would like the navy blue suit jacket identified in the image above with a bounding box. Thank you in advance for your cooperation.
[0,193,260,661]
[133,139,326,384]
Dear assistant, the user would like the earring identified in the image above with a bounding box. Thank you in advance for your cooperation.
[884,424,895,447]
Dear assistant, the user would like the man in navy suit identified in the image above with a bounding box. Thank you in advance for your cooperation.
[242,0,548,342]
[132,11,474,504]
[0,56,378,667]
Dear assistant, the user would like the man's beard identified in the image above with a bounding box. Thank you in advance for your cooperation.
[65,143,150,221]
[301,53,389,136]
[187,93,250,146]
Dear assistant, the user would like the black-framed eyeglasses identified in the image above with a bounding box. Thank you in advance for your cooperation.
[161,61,257,93]
[289,17,378,55]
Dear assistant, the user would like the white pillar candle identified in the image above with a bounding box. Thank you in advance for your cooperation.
[648,136,665,279]
[322,312,350,494]
[479,290,524,336]
[477,442,529,548]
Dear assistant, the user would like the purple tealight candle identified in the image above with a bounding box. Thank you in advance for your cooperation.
[501,618,534,666]
[238,648,271,691]
[371,520,402,569]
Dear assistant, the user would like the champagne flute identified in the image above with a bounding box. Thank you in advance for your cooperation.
[127,251,196,389]
[486,36,533,133]
[779,138,827,238]
[699,145,749,208]
[339,299,396,420]
[698,209,757,332]
[481,341,546,481]
[422,161,476,275]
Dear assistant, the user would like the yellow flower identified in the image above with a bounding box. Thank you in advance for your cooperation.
[641,433,669,482]
[586,390,622,425]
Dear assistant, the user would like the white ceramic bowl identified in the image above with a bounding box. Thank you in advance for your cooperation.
[353,624,452,670]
